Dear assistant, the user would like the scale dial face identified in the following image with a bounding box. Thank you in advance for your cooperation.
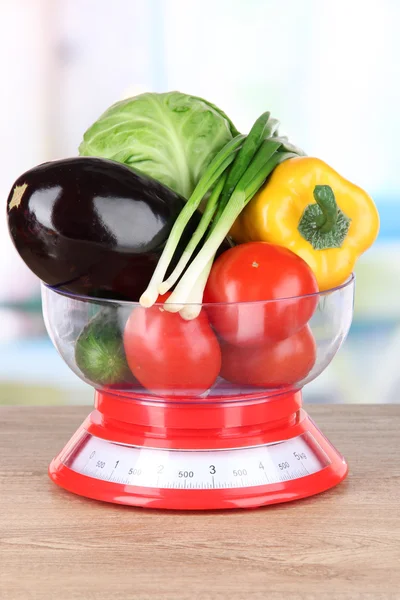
[62,430,331,490]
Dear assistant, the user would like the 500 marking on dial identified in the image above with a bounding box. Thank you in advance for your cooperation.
[66,433,328,489]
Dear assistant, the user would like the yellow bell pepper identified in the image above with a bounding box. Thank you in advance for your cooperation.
[230,156,380,290]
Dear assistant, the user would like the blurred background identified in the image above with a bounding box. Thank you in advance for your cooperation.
[1,0,399,406]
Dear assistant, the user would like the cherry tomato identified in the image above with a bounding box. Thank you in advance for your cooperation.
[220,325,316,388]
[123,294,221,396]
[204,242,318,347]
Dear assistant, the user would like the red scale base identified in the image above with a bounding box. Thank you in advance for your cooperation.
[49,389,348,510]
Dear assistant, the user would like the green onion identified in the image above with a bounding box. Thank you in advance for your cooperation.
[160,117,282,306]
[141,108,304,317]
[139,134,244,307]
[165,146,297,313]
[217,112,279,216]
[179,259,214,320]
[159,172,227,295]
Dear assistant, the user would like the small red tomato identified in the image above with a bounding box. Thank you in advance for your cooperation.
[123,294,221,396]
[220,325,317,388]
[204,242,319,347]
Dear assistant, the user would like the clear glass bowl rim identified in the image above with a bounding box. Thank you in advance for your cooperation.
[41,273,355,308]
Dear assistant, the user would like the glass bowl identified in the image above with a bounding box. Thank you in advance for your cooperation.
[41,275,355,402]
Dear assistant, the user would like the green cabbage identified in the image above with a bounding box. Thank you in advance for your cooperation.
[79,91,238,199]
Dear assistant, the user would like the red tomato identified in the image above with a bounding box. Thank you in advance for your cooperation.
[220,325,316,388]
[204,242,319,347]
[123,294,221,396]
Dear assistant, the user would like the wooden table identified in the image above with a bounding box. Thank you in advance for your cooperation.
[1,405,399,600]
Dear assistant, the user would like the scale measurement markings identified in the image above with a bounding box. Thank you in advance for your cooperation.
[66,433,328,490]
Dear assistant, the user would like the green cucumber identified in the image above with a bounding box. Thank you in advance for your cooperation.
[75,311,133,386]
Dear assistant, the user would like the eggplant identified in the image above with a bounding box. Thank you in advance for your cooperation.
[7,157,202,301]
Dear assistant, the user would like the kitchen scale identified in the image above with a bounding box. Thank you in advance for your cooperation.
[45,276,354,510]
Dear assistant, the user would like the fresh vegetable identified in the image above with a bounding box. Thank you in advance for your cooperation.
[140,111,304,316]
[75,310,133,386]
[204,242,318,347]
[230,156,380,290]
[220,325,316,388]
[140,133,246,309]
[7,157,206,301]
[79,91,238,199]
[123,293,221,396]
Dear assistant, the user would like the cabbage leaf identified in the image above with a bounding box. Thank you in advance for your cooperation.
[79,91,238,199]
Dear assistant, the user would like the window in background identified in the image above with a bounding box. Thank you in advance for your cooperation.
[0,0,399,404]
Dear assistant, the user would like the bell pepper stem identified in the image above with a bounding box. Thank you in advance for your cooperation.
[313,185,338,233]
[298,185,351,250]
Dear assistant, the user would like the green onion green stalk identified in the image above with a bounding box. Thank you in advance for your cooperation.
[139,112,303,318]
